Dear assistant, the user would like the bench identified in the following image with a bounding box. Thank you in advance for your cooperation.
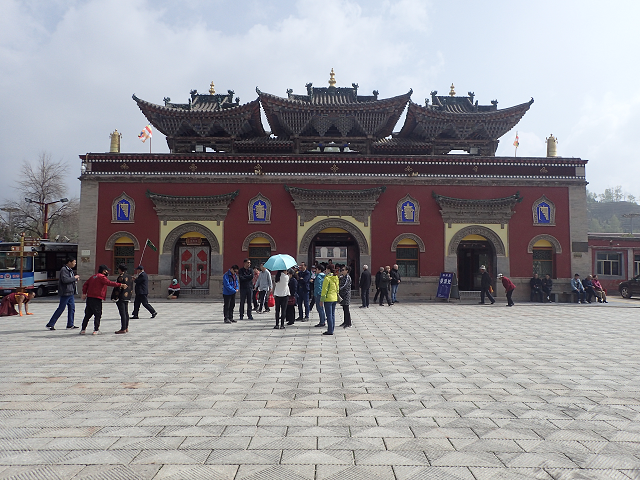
[458,291,481,301]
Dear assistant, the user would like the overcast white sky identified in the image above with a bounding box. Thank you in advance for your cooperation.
[1,0,639,202]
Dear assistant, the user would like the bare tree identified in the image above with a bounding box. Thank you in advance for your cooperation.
[3,152,78,239]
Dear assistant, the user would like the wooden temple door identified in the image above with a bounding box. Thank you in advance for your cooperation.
[179,246,210,292]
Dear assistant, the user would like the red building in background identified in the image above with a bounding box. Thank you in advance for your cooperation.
[78,72,590,299]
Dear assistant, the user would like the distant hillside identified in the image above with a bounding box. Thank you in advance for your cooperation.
[588,201,640,233]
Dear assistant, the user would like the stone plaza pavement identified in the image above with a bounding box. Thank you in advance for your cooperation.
[1,298,640,480]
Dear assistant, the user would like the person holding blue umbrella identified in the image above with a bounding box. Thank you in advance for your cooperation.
[272,269,289,329]
[263,254,297,272]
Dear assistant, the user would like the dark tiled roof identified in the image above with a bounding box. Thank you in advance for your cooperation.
[257,86,412,140]
[398,97,534,152]
[132,94,266,139]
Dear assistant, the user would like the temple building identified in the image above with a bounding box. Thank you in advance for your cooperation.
[78,71,589,299]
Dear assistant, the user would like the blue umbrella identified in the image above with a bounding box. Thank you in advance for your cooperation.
[263,254,297,272]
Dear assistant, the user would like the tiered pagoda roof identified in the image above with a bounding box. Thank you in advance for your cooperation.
[257,69,411,154]
[132,74,533,156]
[397,86,534,155]
[133,83,266,153]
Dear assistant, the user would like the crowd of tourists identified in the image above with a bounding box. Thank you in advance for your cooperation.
[220,259,404,335]
[0,256,613,330]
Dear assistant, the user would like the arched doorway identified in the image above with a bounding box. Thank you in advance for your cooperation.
[457,235,495,290]
[161,222,221,294]
[448,226,506,291]
[309,228,361,289]
[299,218,370,291]
[175,233,210,293]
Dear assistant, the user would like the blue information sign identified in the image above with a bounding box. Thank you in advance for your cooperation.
[436,272,454,299]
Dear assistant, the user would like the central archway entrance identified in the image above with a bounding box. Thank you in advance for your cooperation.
[457,235,495,291]
[448,226,506,291]
[309,228,360,289]
[298,218,370,291]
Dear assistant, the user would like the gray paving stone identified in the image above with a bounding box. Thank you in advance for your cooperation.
[0,301,640,477]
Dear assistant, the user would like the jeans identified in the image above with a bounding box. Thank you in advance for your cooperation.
[530,289,542,302]
[223,293,236,321]
[47,295,75,328]
[378,287,391,305]
[572,289,585,303]
[258,290,270,312]
[506,290,514,306]
[391,284,399,302]
[274,295,288,326]
[297,291,309,318]
[360,288,369,307]
[132,294,156,317]
[480,288,494,304]
[116,300,129,331]
[81,297,102,331]
[342,304,351,327]
[314,294,326,325]
[239,288,253,318]
[324,301,336,334]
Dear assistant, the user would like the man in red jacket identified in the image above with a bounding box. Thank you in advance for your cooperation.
[80,264,128,335]
[497,273,516,307]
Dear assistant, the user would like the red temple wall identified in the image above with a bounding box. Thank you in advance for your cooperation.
[95,181,574,279]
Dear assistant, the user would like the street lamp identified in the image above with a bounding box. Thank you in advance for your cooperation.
[24,197,69,239]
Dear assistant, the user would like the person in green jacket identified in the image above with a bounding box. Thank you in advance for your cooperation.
[320,264,339,335]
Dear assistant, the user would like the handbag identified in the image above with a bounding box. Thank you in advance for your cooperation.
[288,295,296,306]
[489,286,493,294]
[267,292,275,308]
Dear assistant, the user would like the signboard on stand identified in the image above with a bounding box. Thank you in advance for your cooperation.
[436,272,456,301]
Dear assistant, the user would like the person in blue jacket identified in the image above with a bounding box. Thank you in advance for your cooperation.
[223,265,239,323]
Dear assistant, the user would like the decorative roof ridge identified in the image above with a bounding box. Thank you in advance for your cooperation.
[257,88,412,105]
[133,94,259,113]
[146,189,239,202]
[432,191,524,205]
[285,185,386,198]
[409,97,534,115]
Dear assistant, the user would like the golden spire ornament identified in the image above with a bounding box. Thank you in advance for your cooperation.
[209,81,215,94]
[449,83,456,96]
[328,68,336,87]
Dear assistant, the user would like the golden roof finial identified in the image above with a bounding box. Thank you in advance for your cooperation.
[449,83,456,96]
[328,68,336,87]
[209,81,215,95]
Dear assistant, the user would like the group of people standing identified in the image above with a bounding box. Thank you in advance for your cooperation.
[44,259,157,335]
[221,259,355,336]
[371,264,401,306]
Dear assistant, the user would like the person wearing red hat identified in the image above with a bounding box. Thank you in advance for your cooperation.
[80,265,128,335]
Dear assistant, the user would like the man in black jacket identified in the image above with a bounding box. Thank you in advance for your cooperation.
[479,265,495,305]
[131,265,157,319]
[296,262,311,321]
[238,258,254,320]
[112,264,134,334]
[373,267,383,303]
[390,264,401,303]
[529,273,543,302]
[46,257,80,330]
[359,265,371,308]
[541,274,553,302]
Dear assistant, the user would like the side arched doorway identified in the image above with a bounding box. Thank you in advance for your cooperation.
[161,222,221,294]
[298,219,370,290]
[448,226,506,291]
